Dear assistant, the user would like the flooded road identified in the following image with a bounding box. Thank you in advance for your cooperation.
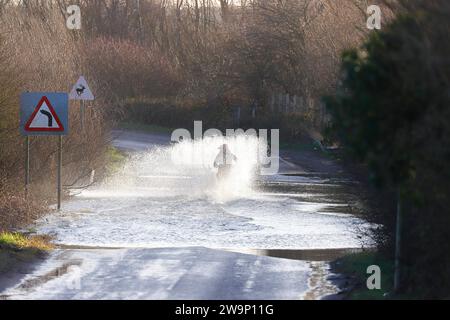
[34,131,371,249]
[1,130,372,300]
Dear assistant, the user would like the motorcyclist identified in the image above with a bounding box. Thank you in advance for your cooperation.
[213,144,237,180]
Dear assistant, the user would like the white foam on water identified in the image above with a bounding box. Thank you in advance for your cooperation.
[32,134,373,249]
[88,134,261,202]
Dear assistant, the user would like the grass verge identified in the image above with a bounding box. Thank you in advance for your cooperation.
[332,251,393,299]
[0,232,53,274]
[332,251,417,300]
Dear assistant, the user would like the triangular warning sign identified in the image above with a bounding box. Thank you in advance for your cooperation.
[24,96,64,132]
[69,76,94,100]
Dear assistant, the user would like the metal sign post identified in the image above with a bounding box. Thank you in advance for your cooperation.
[394,190,403,293]
[69,76,95,132]
[69,76,95,191]
[20,92,69,211]
[80,100,85,131]
[25,136,30,198]
[57,136,63,210]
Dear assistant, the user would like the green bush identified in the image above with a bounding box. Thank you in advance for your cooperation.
[326,1,450,298]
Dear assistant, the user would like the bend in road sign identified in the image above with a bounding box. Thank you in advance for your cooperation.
[20,92,69,136]
[24,96,64,132]
[69,76,94,100]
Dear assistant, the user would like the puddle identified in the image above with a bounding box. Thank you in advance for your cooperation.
[224,248,363,261]
[17,260,82,290]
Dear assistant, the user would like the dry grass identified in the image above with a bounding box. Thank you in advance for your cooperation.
[84,37,180,101]
[0,4,112,231]
[0,232,54,251]
[0,174,46,231]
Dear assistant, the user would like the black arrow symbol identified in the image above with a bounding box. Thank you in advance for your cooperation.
[40,110,53,127]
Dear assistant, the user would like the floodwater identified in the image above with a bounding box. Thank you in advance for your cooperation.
[33,132,372,250]
[2,131,373,300]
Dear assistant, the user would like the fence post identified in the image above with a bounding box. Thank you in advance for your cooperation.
[299,96,304,115]
[321,101,326,128]
[285,94,290,113]
[278,93,283,113]
[235,106,241,127]
[270,93,275,112]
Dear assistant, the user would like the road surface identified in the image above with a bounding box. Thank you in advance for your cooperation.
[0,129,371,300]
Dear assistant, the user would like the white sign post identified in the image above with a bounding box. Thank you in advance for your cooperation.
[69,76,95,131]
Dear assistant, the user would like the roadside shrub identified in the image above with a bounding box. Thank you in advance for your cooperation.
[125,99,317,144]
[0,5,112,230]
[84,37,181,101]
[326,0,450,297]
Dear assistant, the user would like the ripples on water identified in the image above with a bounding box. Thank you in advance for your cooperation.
[34,135,373,249]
